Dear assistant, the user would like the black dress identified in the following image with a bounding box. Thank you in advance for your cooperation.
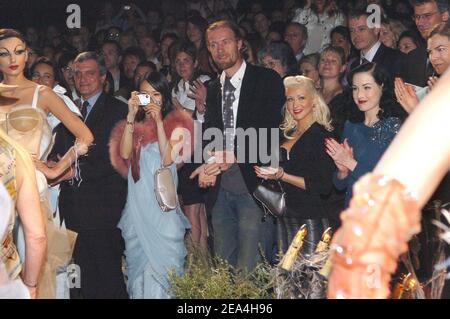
[328,90,351,140]
[278,123,342,255]
[177,160,207,206]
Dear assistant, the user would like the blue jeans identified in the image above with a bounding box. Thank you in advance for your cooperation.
[211,188,274,272]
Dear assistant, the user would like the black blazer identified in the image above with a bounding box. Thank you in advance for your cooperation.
[202,63,285,210]
[400,46,435,87]
[58,93,128,231]
[350,43,404,78]
[281,123,336,219]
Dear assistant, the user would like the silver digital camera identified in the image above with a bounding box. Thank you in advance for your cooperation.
[137,93,161,107]
[137,93,151,106]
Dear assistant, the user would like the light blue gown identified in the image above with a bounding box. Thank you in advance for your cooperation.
[118,142,190,299]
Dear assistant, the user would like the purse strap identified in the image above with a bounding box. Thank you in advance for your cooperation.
[261,178,286,194]
[160,141,172,169]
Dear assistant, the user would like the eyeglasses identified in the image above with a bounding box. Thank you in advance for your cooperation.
[412,11,439,21]
[261,59,281,69]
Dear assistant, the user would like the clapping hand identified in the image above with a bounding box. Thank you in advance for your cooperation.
[394,78,419,114]
[325,138,355,177]
[188,80,207,114]
[427,76,439,93]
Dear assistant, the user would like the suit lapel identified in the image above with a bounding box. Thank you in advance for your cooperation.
[214,83,224,131]
[372,44,385,64]
[236,65,254,129]
[85,93,106,128]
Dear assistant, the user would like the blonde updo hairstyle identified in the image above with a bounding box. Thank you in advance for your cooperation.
[280,75,333,139]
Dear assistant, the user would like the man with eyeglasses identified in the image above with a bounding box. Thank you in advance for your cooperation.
[401,1,450,301]
[284,22,308,62]
[401,0,449,86]
[57,51,129,299]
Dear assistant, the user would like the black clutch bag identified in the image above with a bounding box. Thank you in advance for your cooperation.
[253,179,287,218]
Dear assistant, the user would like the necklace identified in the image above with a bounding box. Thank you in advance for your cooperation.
[294,121,315,138]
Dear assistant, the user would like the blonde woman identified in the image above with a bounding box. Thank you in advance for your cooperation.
[0,127,46,299]
[380,18,407,50]
[254,75,338,255]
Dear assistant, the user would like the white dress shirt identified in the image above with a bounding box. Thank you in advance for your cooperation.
[47,84,82,129]
[172,74,211,111]
[361,41,382,64]
[292,8,346,55]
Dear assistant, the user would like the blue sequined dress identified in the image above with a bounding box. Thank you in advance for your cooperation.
[333,117,401,206]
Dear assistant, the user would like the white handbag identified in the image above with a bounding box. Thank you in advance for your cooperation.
[154,142,178,212]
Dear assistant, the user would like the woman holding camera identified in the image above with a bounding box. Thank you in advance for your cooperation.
[109,72,193,298]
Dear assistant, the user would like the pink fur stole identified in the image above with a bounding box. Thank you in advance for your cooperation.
[109,110,194,179]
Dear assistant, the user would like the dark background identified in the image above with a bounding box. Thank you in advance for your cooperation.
[0,0,282,31]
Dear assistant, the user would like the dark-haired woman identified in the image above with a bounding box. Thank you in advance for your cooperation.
[258,41,298,78]
[186,16,214,75]
[397,30,422,55]
[171,42,210,252]
[326,62,407,206]
[109,72,193,298]
[57,51,79,101]
[330,25,358,87]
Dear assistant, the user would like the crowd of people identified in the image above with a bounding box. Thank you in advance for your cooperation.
[1,0,449,299]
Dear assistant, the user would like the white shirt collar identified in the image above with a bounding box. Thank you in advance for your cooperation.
[361,41,381,62]
[220,59,246,90]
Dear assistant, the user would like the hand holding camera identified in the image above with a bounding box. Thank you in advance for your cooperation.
[127,91,140,120]
[139,93,163,123]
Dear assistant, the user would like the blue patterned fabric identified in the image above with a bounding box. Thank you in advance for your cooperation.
[118,142,190,299]
[333,117,401,206]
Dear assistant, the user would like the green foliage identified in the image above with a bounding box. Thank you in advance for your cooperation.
[169,249,275,299]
